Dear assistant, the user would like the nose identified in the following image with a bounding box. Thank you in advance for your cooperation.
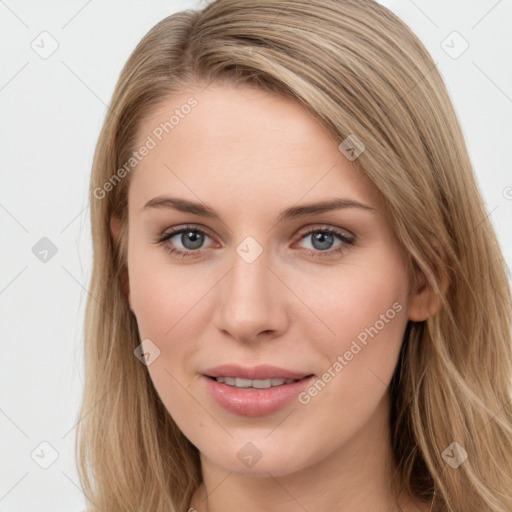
[213,244,290,343]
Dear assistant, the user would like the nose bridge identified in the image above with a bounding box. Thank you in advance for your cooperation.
[213,237,287,340]
[227,241,273,311]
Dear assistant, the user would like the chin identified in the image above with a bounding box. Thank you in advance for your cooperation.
[198,438,319,478]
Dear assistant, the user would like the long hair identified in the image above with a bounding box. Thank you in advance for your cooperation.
[76,1,512,510]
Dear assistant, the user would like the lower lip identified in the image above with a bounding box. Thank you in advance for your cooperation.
[202,375,315,417]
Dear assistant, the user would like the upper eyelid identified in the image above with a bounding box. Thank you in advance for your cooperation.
[163,224,216,242]
[299,225,353,238]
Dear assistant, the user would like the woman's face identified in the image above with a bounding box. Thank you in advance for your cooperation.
[121,82,427,477]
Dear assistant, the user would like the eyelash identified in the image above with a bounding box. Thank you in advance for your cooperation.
[155,224,355,259]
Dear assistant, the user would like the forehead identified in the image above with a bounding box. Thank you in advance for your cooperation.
[129,83,379,213]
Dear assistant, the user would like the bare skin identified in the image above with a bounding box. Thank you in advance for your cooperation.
[112,82,440,512]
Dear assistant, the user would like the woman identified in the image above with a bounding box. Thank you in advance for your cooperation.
[76,1,512,511]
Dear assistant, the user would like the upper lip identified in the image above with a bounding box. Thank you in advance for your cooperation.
[204,364,312,380]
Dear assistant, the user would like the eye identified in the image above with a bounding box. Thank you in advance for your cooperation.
[294,226,355,257]
[156,225,215,258]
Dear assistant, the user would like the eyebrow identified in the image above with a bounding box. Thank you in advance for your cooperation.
[142,196,375,222]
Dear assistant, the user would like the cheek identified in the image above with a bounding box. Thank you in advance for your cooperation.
[294,252,409,350]
[127,247,206,420]
[293,252,410,390]
[331,271,407,350]
[127,242,211,340]
[295,254,410,415]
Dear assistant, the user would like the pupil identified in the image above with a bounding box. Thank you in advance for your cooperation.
[312,232,333,250]
[182,231,204,249]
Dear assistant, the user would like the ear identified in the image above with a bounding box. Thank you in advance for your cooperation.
[408,243,449,322]
[110,215,133,311]
[110,215,121,243]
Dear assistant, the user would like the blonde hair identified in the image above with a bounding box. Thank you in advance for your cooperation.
[76,1,512,510]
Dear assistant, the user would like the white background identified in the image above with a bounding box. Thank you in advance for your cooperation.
[0,1,511,510]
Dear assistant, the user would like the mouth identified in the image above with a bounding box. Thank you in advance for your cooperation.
[202,370,316,417]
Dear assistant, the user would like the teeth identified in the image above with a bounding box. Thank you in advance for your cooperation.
[214,376,298,388]
[236,378,252,387]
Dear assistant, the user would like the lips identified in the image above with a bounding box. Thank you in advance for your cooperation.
[201,364,315,416]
